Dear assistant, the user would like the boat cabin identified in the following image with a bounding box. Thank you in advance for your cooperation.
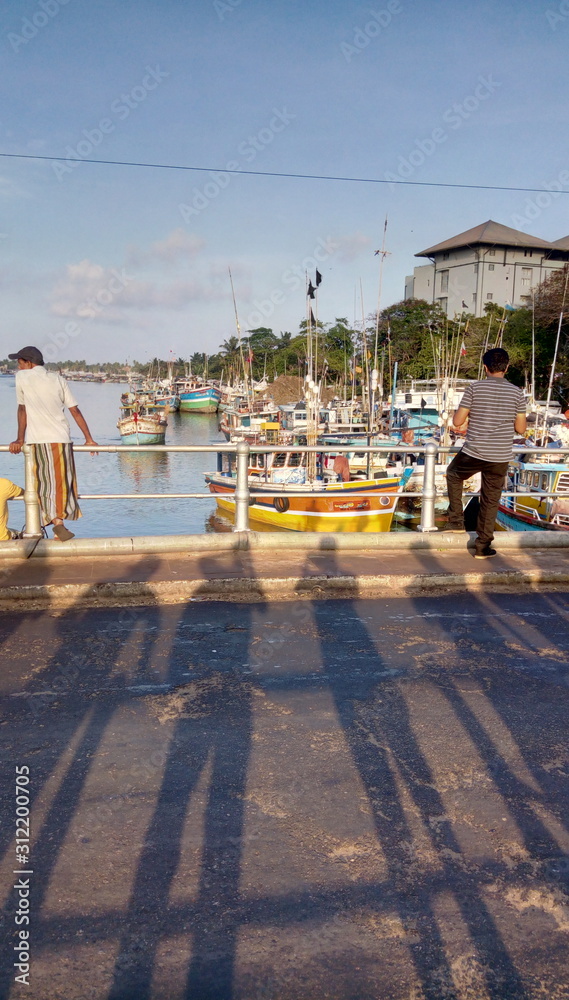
[501,461,569,528]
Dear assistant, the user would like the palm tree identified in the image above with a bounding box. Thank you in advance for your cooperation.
[220,336,239,356]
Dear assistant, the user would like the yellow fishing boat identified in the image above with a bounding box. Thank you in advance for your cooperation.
[205,450,411,532]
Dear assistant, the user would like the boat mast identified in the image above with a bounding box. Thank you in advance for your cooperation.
[359,279,369,420]
[373,216,390,417]
[478,312,493,380]
[229,267,249,402]
[530,289,536,408]
[541,268,569,440]
[306,273,313,385]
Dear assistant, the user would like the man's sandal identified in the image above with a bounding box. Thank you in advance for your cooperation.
[53,524,75,542]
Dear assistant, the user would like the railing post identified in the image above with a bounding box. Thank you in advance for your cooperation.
[22,444,43,538]
[234,440,250,532]
[418,439,438,533]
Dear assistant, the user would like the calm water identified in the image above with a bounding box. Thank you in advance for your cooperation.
[0,377,443,536]
[0,378,227,537]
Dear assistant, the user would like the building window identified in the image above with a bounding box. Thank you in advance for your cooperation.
[472,293,477,307]
[473,263,479,274]
[524,248,533,258]
[438,297,448,312]
[440,269,449,293]
[442,252,449,260]
[488,263,495,271]
[521,266,532,287]
[488,249,495,256]
[486,292,493,301]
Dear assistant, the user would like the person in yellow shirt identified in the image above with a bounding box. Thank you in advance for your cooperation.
[0,478,24,541]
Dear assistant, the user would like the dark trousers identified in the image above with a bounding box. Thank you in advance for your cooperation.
[446,451,509,549]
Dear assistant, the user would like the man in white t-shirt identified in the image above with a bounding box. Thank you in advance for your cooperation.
[8,346,97,541]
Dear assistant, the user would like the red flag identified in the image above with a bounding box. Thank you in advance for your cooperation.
[247,347,254,364]
[460,341,466,356]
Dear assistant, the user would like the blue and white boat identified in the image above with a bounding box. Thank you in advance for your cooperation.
[174,378,221,413]
[117,399,167,445]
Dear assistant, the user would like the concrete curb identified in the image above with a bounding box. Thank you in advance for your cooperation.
[1,528,569,560]
[0,569,568,609]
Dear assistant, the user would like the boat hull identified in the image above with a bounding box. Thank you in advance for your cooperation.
[117,415,167,445]
[179,389,221,413]
[206,476,402,532]
[119,431,166,445]
[496,504,566,531]
[148,395,180,411]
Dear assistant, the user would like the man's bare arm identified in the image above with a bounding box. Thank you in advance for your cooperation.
[69,406,98,447]
[452,406,469,431]
[9,405,27,454]
[514,413,527,435]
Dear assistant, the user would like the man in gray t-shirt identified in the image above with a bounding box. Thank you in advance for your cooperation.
[444,348,526,558]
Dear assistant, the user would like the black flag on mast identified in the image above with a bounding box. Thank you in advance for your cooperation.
[307,281,316,299]
[315,270,322,286]
[310,308,316,326]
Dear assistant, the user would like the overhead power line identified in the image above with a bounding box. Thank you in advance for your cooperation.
[0,150,567,196]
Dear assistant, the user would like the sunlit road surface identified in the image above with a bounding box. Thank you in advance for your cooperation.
[1,591,568,1000]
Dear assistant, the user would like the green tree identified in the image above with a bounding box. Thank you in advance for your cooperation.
[374,299,446,379]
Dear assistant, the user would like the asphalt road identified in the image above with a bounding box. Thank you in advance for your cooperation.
[1,591,569,1000]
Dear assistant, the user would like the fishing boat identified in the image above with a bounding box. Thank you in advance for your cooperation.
[497,459,569,531]
[205,446,412,532]
[219,397,281,441]
[174,377,221,413]
[391,379,474,436]
[208,264,413,531]
[146,386,180,411]
[117,398,168,445]
[141,359,181,411]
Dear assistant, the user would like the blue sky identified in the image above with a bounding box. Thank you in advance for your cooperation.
[1,0,568,364]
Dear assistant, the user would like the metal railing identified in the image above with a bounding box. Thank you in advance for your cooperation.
[1,440,566,539]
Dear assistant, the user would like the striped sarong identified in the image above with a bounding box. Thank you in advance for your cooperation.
[31,443,82,525]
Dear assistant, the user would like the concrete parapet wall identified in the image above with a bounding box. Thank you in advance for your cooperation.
[0,529,568,560]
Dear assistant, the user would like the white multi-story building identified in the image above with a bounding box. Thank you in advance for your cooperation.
[404,220,569,317]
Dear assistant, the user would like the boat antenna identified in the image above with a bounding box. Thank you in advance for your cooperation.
[373,216,390,374]
[541,266,569,441]
[229,267,249,399]
[478,312,493,380]
[530,289,536,408]
[359,278,372,429]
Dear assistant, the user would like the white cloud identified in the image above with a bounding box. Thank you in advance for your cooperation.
[334,231,373,262]
[150,228,205,261]
[126,227,206,268]
[49,256,236,322]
